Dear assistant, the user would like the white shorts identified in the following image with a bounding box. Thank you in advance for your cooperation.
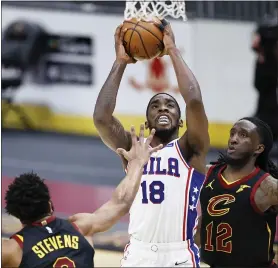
[120,236,201,267]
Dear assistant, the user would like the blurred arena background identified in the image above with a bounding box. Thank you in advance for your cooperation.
[1,1,278,266]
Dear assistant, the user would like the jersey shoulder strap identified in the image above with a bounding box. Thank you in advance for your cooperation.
[204,164,223,184]
[10,229,24,249]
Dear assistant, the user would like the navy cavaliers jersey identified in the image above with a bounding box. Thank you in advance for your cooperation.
[200,164,277,267]
[11,216,94,268]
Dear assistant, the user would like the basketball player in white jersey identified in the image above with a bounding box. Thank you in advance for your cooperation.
[93,20,210,267]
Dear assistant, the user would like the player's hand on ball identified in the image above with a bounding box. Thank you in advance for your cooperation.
[114,24,136,64]
[117,124,163,166]
[154,18,176,57]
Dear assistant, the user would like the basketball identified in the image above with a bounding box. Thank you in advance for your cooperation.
[122,18,164,61]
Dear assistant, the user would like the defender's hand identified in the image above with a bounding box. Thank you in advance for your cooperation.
[117,124,163,166]
[114,24,136,64]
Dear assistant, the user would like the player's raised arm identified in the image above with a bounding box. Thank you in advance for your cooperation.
[93,24,136,152]
[69,125,162,236]
[160,20,210,164]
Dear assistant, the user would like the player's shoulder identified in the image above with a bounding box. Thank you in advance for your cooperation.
[57,217,84,235]
[32,217,81,236]
[206,164,212,173]
[257,174,278,195]
[205,163,224,174]
[2,238,23,267]
[55,217,74,228]
[4,238,21,251]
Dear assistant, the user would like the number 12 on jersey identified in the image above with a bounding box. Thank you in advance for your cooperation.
[141,181,165,204]
[205,221,232,253]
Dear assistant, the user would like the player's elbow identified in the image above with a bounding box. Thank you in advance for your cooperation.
[93,111,109,128]
[93,108,103,122]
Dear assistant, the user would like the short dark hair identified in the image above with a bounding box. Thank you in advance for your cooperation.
[5,172,52,224]
[211,117,278,179]
[146,93,181,118]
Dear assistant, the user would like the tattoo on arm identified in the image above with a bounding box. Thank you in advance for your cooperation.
[94,61,131,151]
[94,61,126,116]
[97,116,131,151]
[260,176,278,206]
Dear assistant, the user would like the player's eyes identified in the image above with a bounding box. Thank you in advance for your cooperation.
[168,103,174,108]
[240,132,247,138]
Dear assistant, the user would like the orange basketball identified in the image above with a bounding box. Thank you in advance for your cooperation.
[122,18,164,61]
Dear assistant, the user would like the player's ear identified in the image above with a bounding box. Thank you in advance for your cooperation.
[179,119,183,128]
[254,144,265,156]
[49,201,54,213]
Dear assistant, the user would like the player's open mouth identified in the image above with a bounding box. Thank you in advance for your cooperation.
[227,146,236,153]
[157,115,170,125]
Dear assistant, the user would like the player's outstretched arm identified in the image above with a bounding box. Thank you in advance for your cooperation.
[69,125,162,236]
[93,24,136,152]
[160,20,210,168]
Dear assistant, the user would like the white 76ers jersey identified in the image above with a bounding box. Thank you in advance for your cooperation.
[128,138,205,243]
